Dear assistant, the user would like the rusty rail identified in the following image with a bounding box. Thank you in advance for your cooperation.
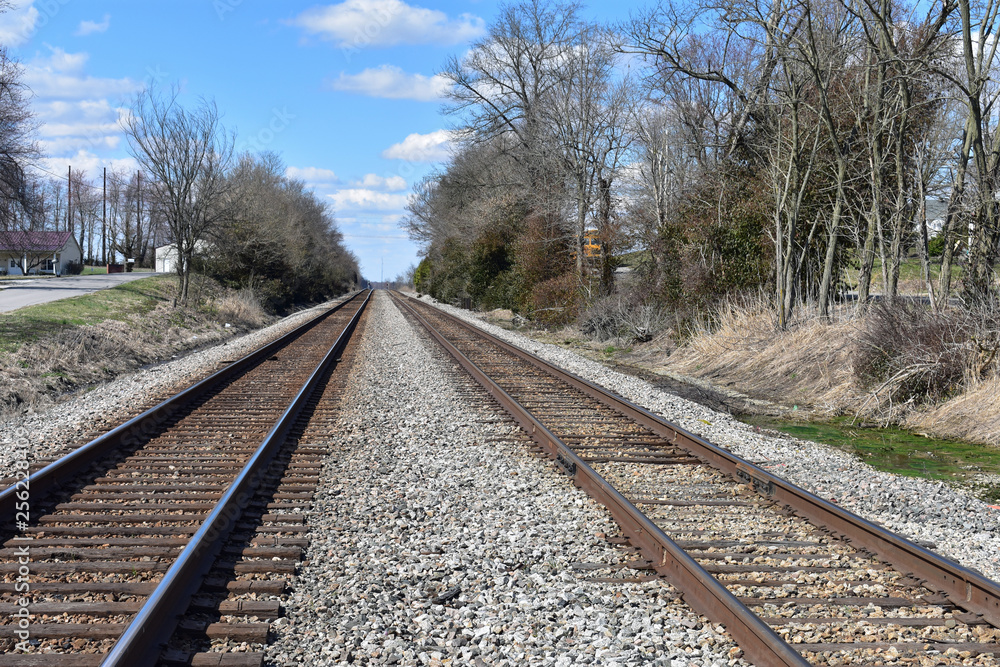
[391,292,811,667]
[0,291,365,524]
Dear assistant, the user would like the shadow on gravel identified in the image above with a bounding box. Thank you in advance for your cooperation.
[605,361,777,417]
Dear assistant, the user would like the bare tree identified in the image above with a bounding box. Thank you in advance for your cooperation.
[121,88,234,303]
[542,22,632,286]
[108,168,148,268]
[0,41,37,229]
[943,0,1000,304]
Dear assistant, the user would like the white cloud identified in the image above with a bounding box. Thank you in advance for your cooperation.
[0,0,40,48]
[40,134,120,155]
[76,14,110,36]
[329,188,409,211]
[24,47,140,100]
[34,98,127,155]
[289,0,484,47]
[329,65,450,101]
[21,47,140,161]
[351,173,407,190]
[39,150,139,179]
[381,129,453,162]
[286,166,340,184]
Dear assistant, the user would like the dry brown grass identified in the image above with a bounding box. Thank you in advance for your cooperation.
[904,376,1000,446]
[213,290,269,327]
[658,294,1000,445]
[663,295,862,413]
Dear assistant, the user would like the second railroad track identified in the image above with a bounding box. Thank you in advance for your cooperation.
[392,291,1000,666]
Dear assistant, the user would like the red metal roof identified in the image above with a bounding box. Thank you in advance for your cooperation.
[0,230,75,252]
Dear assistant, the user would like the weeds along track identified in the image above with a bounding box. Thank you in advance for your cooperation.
[0,290,371,666]
[391,292,1000,667]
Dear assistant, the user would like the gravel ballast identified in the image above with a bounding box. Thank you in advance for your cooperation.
[267,292,745,666]
[426,296,1000,584]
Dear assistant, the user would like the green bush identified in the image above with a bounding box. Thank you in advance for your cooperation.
[414,257,432,294]
[928,233,947,257]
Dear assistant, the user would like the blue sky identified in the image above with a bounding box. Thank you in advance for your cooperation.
[0,0,625,281]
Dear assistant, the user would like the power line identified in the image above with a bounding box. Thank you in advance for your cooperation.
[341,234,410,240]
[30,164,109,190]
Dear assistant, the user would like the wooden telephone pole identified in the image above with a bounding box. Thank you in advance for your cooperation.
[102,167,107,265]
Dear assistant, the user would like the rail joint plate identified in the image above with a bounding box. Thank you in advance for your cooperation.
[736,463,774,497]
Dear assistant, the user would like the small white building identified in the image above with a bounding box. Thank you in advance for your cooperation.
[155,243,180,274]
[0,231,83,276]
[156,241,211,273]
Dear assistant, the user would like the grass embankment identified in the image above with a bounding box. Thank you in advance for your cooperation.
[0,274,269,417]
[742,415,1000,501]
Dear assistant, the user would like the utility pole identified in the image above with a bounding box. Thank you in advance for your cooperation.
[136,171,142,272]
[67,166,71,233]
[102,167,107,266]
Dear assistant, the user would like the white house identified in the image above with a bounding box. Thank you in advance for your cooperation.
[925,199,948,234]
[0,231,83,276]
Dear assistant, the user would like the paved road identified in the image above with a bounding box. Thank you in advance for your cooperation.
[0,273,162,313]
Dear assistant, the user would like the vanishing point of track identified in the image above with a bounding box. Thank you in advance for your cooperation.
[0,290,371,666]
[392,291,1000,666]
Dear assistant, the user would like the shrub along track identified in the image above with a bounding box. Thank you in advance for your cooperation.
[391,292,1000,666]
[0,290,370,666]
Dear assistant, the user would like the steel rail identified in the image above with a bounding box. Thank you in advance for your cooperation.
[0,291,364,523]
[391,292,811,667]
[399,293,1000,631]
[100,289,371,666]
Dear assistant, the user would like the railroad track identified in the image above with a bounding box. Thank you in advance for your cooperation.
[0,289,370,666]
[391,292,1000,666]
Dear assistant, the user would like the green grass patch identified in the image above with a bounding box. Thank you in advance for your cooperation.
[742,414,1000,490]
[0,274,177,353]
[617,249,649,269]
[842,257,962,290]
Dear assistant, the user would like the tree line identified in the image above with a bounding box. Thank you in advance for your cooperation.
[405,0,1000,328]
[0,34,359,310]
